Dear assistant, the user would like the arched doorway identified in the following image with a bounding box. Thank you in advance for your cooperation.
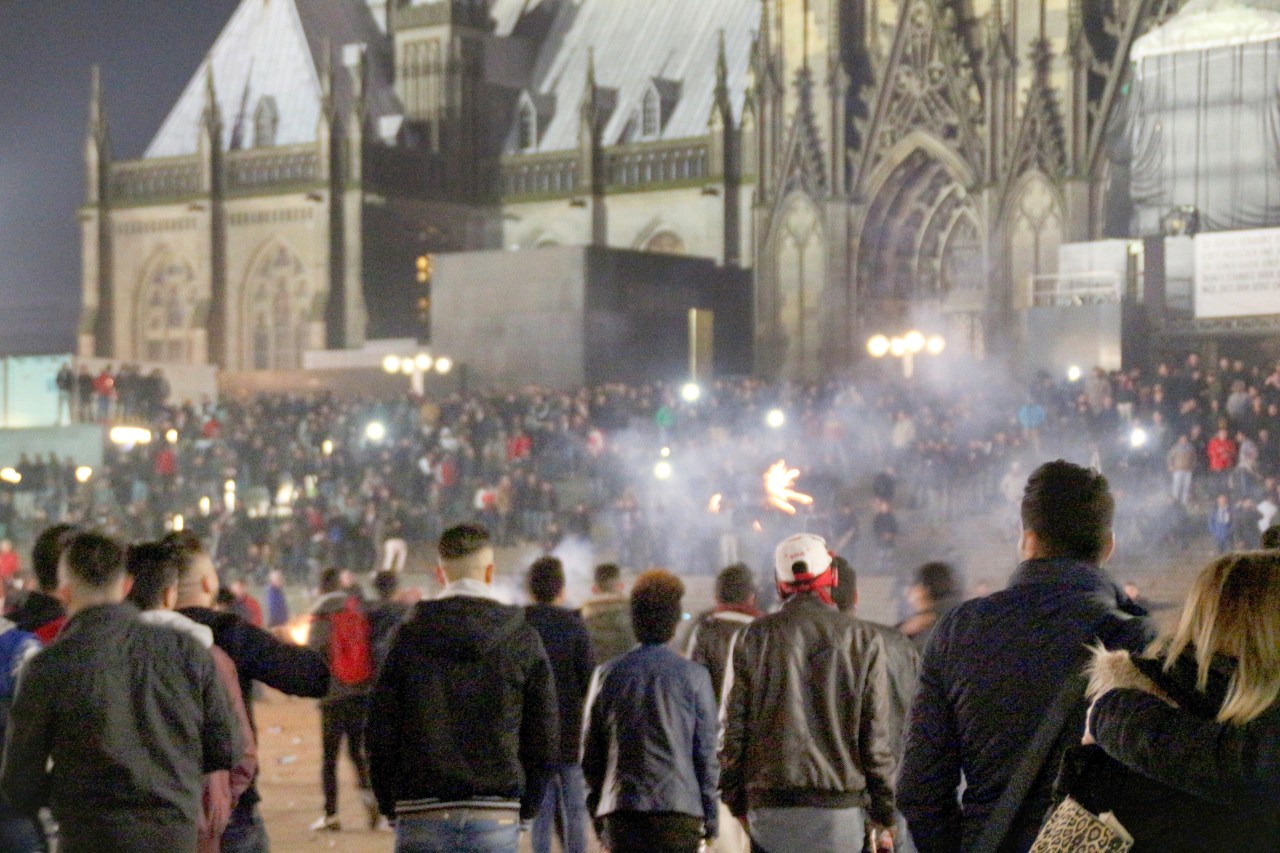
[858,143,986,355]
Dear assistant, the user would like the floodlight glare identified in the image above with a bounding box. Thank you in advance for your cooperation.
[653,460,673,480]
[365,421,387,443]
[1067,365,1082,383]
[867,335,891,358]
[0,468,20,485]
[926,335,946,355]
[75,466,93,483]
[889,337,907,357]
[1130,427,1149,449]
[681,382,702,403]
[435,357,454,375]
[414,353,434,372]
[166,429,178,444]
[382,355,401,374]
[904,330,926,354]
[109,426,153,446]
[766,409,786,429]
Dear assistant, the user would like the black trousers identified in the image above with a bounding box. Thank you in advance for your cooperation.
[320,694,372,815]
[603,811,702,853]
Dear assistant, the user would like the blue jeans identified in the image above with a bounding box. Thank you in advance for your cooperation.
[395,813,520,853]
[531,764,589,853]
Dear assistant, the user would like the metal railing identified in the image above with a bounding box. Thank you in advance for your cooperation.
[1029,271,1123,307]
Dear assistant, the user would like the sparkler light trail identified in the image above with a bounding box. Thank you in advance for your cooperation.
[764,460,813,515]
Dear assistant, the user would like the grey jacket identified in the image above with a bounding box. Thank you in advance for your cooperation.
[719,593,897,827]
[0,603,238,853]
[581,594,636,666]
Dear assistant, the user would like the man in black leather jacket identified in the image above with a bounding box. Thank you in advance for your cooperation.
[720,533,897,853]
[899,460,1153,853]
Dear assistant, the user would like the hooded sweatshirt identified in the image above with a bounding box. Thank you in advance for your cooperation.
[367,587,559,821]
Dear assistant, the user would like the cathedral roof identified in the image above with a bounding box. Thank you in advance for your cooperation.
[1132,0,1280,61]
[145,0,399,158]
[513,0,759,152]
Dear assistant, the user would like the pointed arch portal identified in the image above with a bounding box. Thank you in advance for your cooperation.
[858,144,986,356]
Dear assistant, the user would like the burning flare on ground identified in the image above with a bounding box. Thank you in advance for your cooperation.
[287,617,311,647]
[764,460,813,516]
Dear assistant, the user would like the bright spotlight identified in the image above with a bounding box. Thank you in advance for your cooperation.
[75,466,93,483]
[867,335,891,358]
[172,514,184,532]
[1067,365,1082,383]
[224,479,236,494]
[0,468,20,485]
[321,439,334,457]
[926,335,946,355]
[435,357,453,375]
[109,426,153,446]
[680,382,702,403]
[1130,427,1149,449]
[165,429,178,444]
[382,355,401,374]
[414,353,434,372]
[903,330,926,354]
[653,460,673,480]
[660,446,671,458]
[199,496,212,516]
[766,409,786,429]
[400,359,415,375]
[889,337,907,357]
[365,421,387,443]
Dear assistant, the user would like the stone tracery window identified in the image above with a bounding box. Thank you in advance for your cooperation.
[245,242,309,369]
[137,253,198,363]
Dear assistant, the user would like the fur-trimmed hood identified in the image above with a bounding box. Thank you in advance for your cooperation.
[1087,646,1176,706]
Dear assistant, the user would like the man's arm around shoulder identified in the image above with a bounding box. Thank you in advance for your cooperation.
[234,615,329,698]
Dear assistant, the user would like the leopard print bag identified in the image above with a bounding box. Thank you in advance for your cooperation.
[1029,796,1134,853]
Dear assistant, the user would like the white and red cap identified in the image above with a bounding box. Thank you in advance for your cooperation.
[774,533,833,584]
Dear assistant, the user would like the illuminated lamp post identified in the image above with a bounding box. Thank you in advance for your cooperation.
[866,331,945,379]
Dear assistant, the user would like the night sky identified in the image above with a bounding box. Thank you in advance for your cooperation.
[0,0,239,356]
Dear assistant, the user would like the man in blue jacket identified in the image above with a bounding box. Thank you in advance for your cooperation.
[899,460,1154,852]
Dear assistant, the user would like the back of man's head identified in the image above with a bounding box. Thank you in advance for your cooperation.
[1021,460,1114,563]
[593,562,622,594]
[32,523,79,592]
[318,568,343,595]
[61,531,127,593]
[631,569,684,645]
[126,541,182,611]
[1263,524,1280,551]
[830,556,857,613]
[437,523,493,582]
[715,563,756,607]
[527,556,565,604]
[372,570,399,601]
[166,531,218,606]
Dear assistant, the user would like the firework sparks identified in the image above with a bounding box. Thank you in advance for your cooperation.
[764,460,813,516]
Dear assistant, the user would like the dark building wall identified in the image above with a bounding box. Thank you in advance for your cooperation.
[432,246,750,390]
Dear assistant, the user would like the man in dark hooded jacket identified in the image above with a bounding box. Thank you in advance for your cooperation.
[367,523,558,853]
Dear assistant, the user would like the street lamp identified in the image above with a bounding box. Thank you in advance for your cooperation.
[765,409,786,429]
[382,351,454,394]
[680,382,702,403]
[866,330,945,379]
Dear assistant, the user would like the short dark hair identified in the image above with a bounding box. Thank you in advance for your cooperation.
[1021,460,1115,562]
[528,556,565,604]
[61,531,126,590]
[715,563,756,606]
[161,529,204,556]
[830,555,857,613]
[1263,525,1280,551]
[319,568,342,594]
[126,541,182,610]
[372,570,399,600]
[915,561,957,603]
[438,524,491,560]
[32,523,79,592]
[594,562,622,591]
[631,569,684,645]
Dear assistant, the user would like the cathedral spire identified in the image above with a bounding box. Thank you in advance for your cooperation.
[88,65,108,145]
[202,59,222,138]
[714,30,731,113]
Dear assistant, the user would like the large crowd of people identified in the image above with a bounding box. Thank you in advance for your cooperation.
[0,354,1277,852]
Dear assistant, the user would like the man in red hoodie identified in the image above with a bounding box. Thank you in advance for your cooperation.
[8,524,77,642]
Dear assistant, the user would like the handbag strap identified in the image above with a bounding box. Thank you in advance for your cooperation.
[974,664,1089,852]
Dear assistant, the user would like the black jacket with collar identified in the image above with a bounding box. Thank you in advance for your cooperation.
[898,558,1154,853]
[0,603,239,852]
[719,592,898,827]
[367,594,559,821]
[524,602,594,764]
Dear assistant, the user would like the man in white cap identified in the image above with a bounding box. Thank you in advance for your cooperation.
[719,533,896,853]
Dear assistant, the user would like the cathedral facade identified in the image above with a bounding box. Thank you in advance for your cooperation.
[80,0,1177,378]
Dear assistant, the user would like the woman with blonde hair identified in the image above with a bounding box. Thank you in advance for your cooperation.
[1049,551,1280,850]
